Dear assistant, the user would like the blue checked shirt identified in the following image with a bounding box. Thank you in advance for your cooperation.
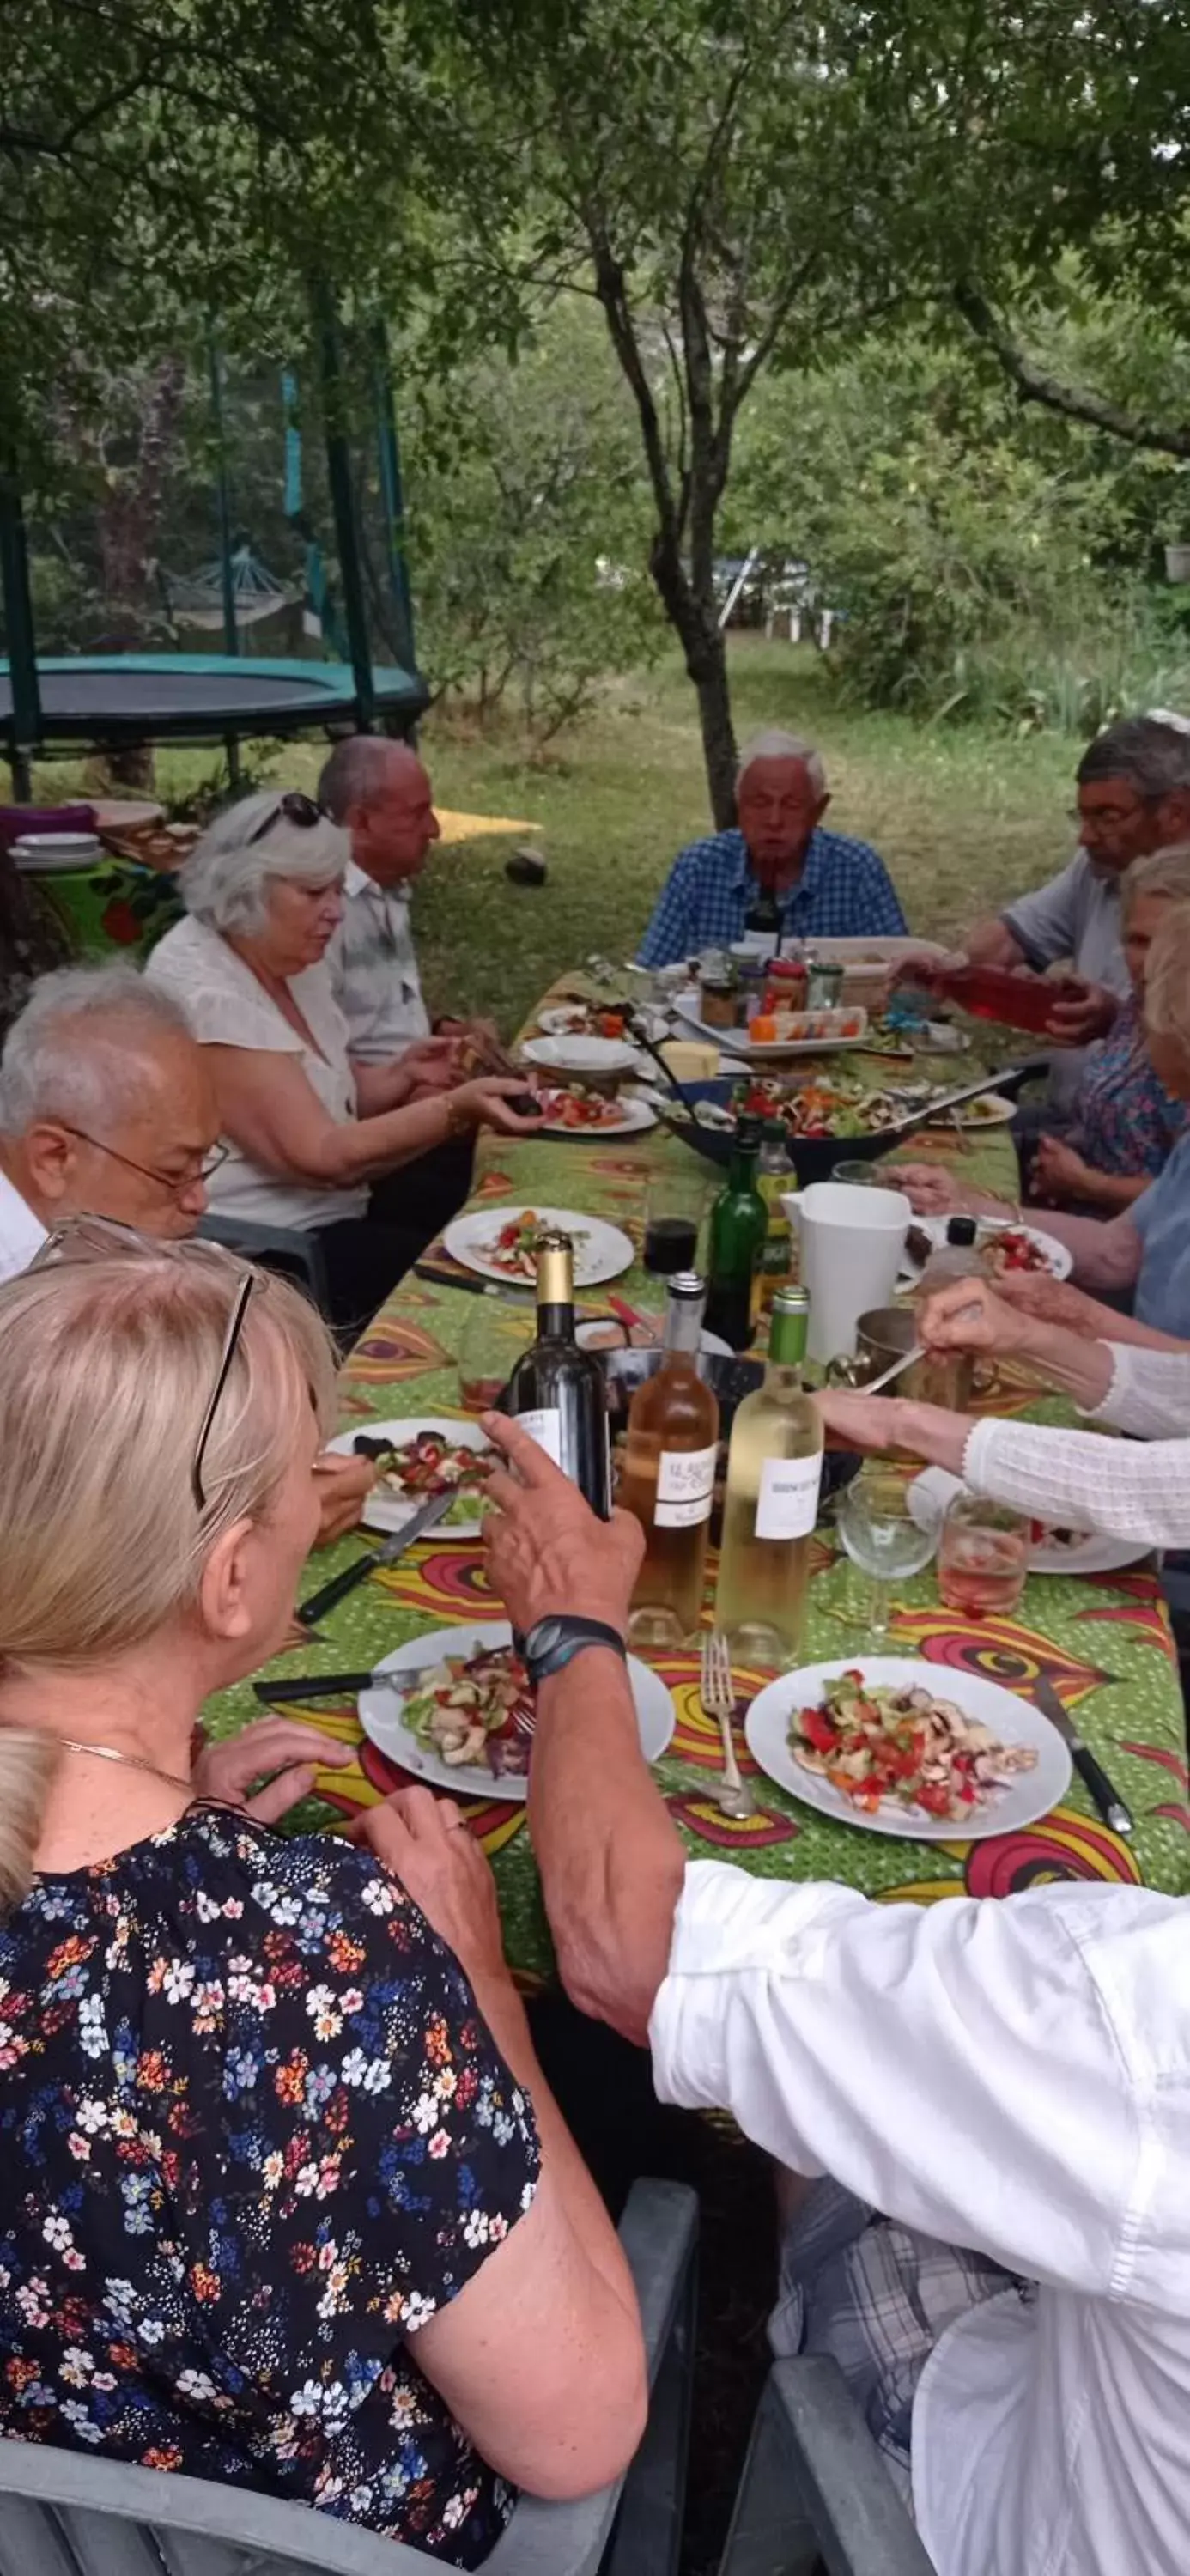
[636,826,908,967]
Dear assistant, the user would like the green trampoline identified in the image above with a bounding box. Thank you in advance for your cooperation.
[0,653,427,750]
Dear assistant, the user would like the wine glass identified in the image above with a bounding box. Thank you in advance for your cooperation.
[836,1466,941,1643]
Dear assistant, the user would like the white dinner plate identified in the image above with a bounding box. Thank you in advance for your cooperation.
[444,1204,636,1289]
[325,1416,491,1540]
[522,1032,643,1077]
[908,1465,1151,1578]
[744,1656,1071,1841]
[925,1091,1015,1129]
[360,1621,675,1803]
[574,1318,734,1358]
[536,1091,657,1139]
[900,1215,1072,1285]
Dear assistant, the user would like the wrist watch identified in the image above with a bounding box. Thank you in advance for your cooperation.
[521,1614,628,1686]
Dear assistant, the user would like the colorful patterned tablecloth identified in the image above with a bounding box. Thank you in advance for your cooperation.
[202,988,1190,1980]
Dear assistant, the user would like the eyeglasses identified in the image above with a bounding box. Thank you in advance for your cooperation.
[246,791,328,846]
[28,1217,258,1512]
[58,1126,228,1200]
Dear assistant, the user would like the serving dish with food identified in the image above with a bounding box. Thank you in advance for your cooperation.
[744,1655,1070,1839]
[537,1002,630,1041]
[655,1069,1019,1182]
[359,1621,676,1801]
[443,1204,635,1288]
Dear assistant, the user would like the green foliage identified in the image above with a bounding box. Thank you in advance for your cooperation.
[399,300,665,743]
[728,300,1190,727]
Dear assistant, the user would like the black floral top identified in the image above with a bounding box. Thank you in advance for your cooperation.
[0,1806,540,2567]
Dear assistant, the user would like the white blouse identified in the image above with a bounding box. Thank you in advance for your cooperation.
[962,1341,1190,1548]
[146,916,367,1230]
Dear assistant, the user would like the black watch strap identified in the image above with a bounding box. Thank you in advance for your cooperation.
[522,1615,628,1686]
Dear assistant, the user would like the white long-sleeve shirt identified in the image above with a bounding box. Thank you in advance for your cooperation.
[962,1340,1190,1547]
[649,1862,1190,2576]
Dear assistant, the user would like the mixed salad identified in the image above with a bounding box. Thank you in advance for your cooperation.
[477,1209,592,1279]
[402,1644,535,1777]
[353,1429,489,1527]
[789,1669,1036,1820]
[537,1084,634,1131]
[982,1226,1056,1277]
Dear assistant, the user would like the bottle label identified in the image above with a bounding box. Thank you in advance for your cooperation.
[516,1406,563,1470]
[654,1443,717,1529]
[754,1452,823,1541]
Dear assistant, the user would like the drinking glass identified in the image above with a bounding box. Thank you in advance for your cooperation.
[457,1291,535,1413]
[938,1493,1030,1618]
[836,1465,942,1643]
[643,1170,707,1278]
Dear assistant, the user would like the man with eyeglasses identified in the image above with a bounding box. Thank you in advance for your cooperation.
[961,715,1190,1077]
[0,963,375,1548]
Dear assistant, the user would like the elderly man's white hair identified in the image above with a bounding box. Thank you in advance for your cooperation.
[179,789,350,936]
[737,729,827,796]
[0,964,194,1139]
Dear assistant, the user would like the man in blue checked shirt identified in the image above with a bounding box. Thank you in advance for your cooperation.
[636,727,907,967]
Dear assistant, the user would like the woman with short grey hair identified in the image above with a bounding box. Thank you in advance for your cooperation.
[148,791,542,1334]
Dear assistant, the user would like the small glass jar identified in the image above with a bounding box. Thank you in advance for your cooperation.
[699,967,739,1029]
[804,957,845,1011]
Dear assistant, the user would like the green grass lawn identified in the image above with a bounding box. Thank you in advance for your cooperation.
[33,636,1081,1035]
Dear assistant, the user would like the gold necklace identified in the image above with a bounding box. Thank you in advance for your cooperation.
[56,1738,194,1798]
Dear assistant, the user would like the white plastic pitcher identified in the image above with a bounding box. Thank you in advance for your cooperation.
[780,1181,911,1362]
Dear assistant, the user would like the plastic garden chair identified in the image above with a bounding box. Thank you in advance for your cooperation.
[719,2357,938,2576]
[0,2178,696,2576]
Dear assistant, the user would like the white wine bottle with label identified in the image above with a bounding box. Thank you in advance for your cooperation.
[619,1273,719,1649]
[505,1230,611,1517]
[714,1285,823,1665]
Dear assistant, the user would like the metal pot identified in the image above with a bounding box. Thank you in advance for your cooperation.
[826,1305,977,1411]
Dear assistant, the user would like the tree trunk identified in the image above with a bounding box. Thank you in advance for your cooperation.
[647,530,738,825]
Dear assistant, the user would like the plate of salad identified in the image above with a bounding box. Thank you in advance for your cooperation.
[360,1621,676,1801]
[325,1417,492,1538]
[444,1204,635,1287]
[744,1656,1069,1840]
[535,1085,657,1138]
[901,1216,1072,1285]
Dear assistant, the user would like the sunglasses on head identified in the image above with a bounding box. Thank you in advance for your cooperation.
[246,792,329,847]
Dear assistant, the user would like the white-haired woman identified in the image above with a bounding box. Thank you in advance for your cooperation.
[0,1233,643,2557]
[635,727,907,968]
[896,900,1190,1339]
[146,792,543,1335]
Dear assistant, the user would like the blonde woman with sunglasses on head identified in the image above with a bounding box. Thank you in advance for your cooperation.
[0,1235,643,2560]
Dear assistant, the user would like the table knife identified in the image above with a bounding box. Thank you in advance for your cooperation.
[295,1489,454,1629]
[1034,1677,1133,1838]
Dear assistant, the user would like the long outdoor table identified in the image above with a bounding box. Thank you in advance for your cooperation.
[203,987,1190,1979]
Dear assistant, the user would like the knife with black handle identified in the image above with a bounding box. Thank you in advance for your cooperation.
[1034,1677,1133,1838]
[295,1489,454,1629]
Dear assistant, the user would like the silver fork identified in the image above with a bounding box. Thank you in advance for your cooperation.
[700,1629,756,1820]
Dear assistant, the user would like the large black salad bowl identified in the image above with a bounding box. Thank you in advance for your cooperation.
[656,1069,1029,1182]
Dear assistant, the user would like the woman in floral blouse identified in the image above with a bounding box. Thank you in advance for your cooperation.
[0,1232,643,2565]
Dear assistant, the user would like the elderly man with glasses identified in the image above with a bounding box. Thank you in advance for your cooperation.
[636,726,907,968]
[0,962,374,1551]
[962,714,1190,1061]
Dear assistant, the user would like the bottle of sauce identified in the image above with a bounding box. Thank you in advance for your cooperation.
[704,1115,768,1352]
[714,1285,824,1664]
[506,1230,611,1516]
[619,1273,720,1648]
[756,1120,795,1305]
